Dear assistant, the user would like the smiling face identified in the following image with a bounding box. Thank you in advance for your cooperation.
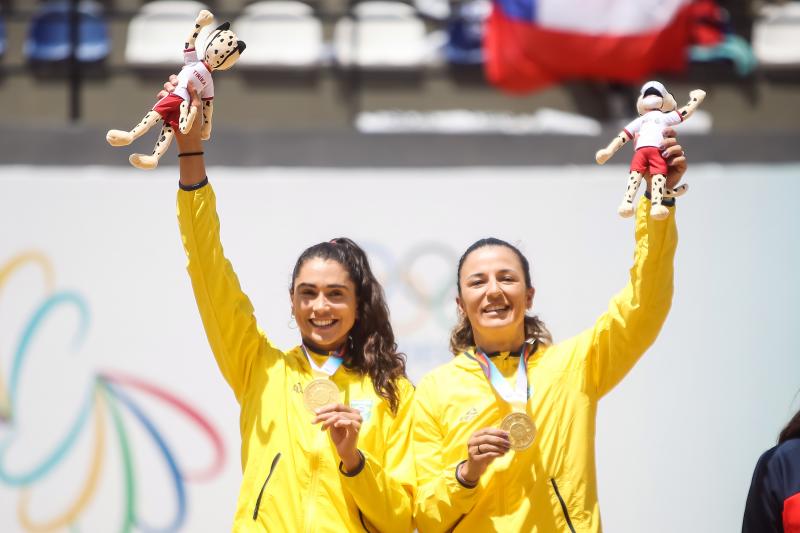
[291,258,357,352]
[457,245,534,353]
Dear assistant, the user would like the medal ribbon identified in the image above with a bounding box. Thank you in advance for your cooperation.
[301,344,346,379]
[465,342,533,411]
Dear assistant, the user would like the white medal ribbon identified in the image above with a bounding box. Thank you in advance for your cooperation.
[301,344,345,379]
[469,342,534,412]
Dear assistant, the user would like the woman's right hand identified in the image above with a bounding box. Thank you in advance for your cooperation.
[164,76,205,186]
[458,428,511,485]
[156,74,179,100]
[154,73,204,148]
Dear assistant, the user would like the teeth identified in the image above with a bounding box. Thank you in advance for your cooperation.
[485,306,508,312]
[311,319,335,326]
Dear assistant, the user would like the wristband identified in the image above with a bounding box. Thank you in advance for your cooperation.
[179,176,208,191]
[644,189,676,207]
[455,460,478,489]
[339,450,366,477]
[178,151,204,158]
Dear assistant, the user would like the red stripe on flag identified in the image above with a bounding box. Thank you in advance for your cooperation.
[484,5,693,93]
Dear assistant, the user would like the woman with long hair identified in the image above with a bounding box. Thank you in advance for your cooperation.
[412,133,685,532]
[172,87,414,532]
[742,407,800,532]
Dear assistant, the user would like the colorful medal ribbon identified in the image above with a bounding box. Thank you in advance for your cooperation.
[301,343,346,378]
[465,341,534,410]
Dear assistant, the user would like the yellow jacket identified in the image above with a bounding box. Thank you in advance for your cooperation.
[177,182,415,532]
[413,198,677,533]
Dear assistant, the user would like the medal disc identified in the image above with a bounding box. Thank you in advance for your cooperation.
[501,412,536,450]
[303,379,340,412]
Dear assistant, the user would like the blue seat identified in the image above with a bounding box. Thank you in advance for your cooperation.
[445,0,490,65]
[0,14,6,58]
[25,0,110,62]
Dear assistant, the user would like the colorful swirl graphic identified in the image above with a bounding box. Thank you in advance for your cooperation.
[0,252,226,532]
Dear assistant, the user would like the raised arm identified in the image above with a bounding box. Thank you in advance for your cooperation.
[176,89,207,189]
[174,94,277,403]
[562,195,678,399]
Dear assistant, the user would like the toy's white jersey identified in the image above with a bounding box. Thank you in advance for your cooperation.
[173,49,214,102]
[624,110,682,149]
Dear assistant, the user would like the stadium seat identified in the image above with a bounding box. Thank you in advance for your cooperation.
[0,13,6,59]
[125,0,213,67]
[24,0,110,63]
[234,1,323,68]
[444,0,490,65]
[414,0,449,20]
[334,1,428,69]
[752,2,800,67]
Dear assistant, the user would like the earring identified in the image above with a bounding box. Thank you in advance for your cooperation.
[288,313,298,330]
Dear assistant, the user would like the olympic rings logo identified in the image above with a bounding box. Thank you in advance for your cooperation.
[0,251,226,532]
[362,241,459,335]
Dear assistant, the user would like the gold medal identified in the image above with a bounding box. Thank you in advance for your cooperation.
[501,412,536,450]
[303,378,340,412]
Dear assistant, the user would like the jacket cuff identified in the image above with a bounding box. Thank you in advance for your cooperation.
[179,176,209,191]
[643,189,676,207]
[455,460,478,489]
[339,450,366,477]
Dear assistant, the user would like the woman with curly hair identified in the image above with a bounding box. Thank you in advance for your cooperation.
[171,86,413,532]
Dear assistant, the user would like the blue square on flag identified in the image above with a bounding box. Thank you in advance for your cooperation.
[497,0,536,22]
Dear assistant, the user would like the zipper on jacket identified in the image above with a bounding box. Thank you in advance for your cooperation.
[550,478,577,533]
[358,509,372,533]
[252,452,282,520]
[303,434,325,533]
[498,473,506,516]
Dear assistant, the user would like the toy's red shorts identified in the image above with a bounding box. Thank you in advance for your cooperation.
[152,93,184,130]
[631,146,668,176]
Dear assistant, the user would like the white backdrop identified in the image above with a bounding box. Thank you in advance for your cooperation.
[1,163,798,532]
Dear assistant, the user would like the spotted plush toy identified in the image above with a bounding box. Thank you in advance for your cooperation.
[106,10,245,170]
[595,81,706,220]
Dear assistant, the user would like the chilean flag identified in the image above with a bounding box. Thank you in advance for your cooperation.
[484,0,694,93]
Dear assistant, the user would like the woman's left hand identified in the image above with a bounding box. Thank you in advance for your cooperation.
[645,127,687,191]
[313,403,363,472]
[661,127,688,190]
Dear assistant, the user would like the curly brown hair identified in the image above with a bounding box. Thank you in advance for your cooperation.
[780,407,800,444]
[449,237,552,355]
[290,238,407,413]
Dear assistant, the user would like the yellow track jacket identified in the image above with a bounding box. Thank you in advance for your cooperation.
[413,198,677,533]
[177,182,415,532]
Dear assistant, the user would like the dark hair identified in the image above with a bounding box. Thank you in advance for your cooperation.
[450,237,552,355]
[290,237,407,413]
[779,407,800,444]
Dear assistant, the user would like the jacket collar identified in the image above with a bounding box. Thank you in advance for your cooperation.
[453,342,542,374]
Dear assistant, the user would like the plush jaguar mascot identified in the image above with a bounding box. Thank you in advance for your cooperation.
[106,10,245,170]
[595,81,706,220]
